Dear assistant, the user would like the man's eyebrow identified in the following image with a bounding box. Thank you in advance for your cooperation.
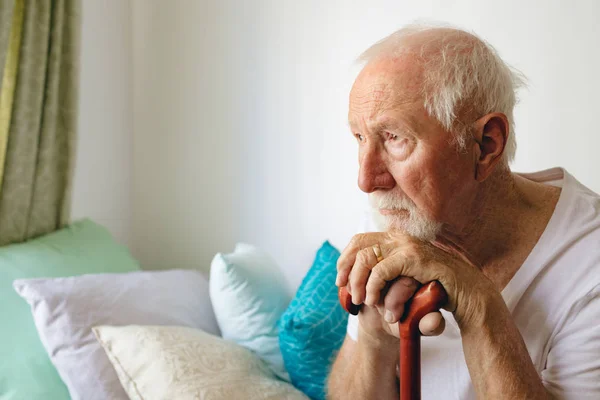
[369,118,401,132]
[348,117,401,132]
[363,118,405,135]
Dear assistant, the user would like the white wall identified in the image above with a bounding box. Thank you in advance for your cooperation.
[71,0,133,246]
[130,0,600,289]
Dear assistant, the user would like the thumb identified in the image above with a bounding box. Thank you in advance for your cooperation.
[419,311,445,336]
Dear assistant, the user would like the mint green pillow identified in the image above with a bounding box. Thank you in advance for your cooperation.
[0,219,140,400]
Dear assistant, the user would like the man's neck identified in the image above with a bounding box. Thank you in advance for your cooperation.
[435,170,561,289]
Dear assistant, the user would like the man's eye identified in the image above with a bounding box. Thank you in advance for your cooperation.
[387,132,399,141]
[355,134,364,142]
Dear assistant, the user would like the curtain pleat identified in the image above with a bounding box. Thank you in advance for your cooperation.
[0,0,16,77]
[0,0,80,245]
[0,0,24,189]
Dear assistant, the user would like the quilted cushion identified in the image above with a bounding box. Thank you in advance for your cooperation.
[93,325,308,400]
[278,241,347,400]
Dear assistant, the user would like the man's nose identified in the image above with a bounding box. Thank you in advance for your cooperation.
[358,145,395,193]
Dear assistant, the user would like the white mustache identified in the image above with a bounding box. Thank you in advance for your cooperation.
[368,192,442,241]
[368,192,417,212]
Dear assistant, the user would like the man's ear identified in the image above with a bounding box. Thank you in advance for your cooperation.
[472,113,509,182]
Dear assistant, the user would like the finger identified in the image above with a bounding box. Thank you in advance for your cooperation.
[382,277,419,324]
[370,253,428,286]
[375,281,388,316]
[370,245,454,312]
[336,234,373,287]
[365,269,387,308]
[349,247,379,305]
[373,280,391,315]
[365,250,415,310]
[336,233,389,287]
[419,311,445,336]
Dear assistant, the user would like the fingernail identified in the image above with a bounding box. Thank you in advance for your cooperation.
[335,275,340,286]
[385,310,394,323]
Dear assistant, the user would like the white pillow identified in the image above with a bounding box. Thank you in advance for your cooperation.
[209,243,291,380]
[13,269,219,400]
[93,324,309,400]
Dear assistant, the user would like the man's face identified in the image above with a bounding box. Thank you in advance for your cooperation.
[348,58,477,240]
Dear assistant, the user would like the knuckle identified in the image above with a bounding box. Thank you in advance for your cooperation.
[380,242,393,257]
[355,249,368,264]
[350,233,366,248]
[405,241,419,255]
[369,266,384,283]
[371,262,392,280]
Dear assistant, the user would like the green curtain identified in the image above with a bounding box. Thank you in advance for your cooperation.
[0,0,22,187]
[0,0,80,245]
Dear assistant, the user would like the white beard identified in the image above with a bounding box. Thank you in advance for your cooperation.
[369,192,442,242]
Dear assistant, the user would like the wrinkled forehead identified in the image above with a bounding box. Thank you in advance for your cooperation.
[348,82,395,123]
[348,58,423,126]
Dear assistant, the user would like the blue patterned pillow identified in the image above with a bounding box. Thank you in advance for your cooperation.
[278,241,348,400]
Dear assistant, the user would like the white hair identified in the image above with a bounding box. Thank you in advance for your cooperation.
[358,22,526,164]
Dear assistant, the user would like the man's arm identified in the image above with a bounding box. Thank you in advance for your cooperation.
[336,232,552,399]
[460,292,551,399]
[327,333,398,400]
[328,294,551,400]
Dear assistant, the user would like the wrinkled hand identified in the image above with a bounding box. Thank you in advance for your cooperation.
[336,231,496,341]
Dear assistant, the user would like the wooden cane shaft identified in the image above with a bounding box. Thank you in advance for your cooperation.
[338,281,447,400]
[399,336,420,400]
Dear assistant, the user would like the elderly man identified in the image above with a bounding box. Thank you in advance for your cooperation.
[327,24,600,400]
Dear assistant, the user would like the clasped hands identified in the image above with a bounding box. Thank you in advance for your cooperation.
[335,231,498,341]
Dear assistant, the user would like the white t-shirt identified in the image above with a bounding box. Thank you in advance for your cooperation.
[346,168,600,399]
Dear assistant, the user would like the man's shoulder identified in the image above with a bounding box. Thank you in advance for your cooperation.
[513,168,600,314]
[553,168,600,260]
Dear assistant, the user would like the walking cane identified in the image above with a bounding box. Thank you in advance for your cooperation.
[338,281,447,400]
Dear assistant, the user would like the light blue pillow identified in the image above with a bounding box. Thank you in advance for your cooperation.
[278,241,347,400]
[209,243,291,381]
